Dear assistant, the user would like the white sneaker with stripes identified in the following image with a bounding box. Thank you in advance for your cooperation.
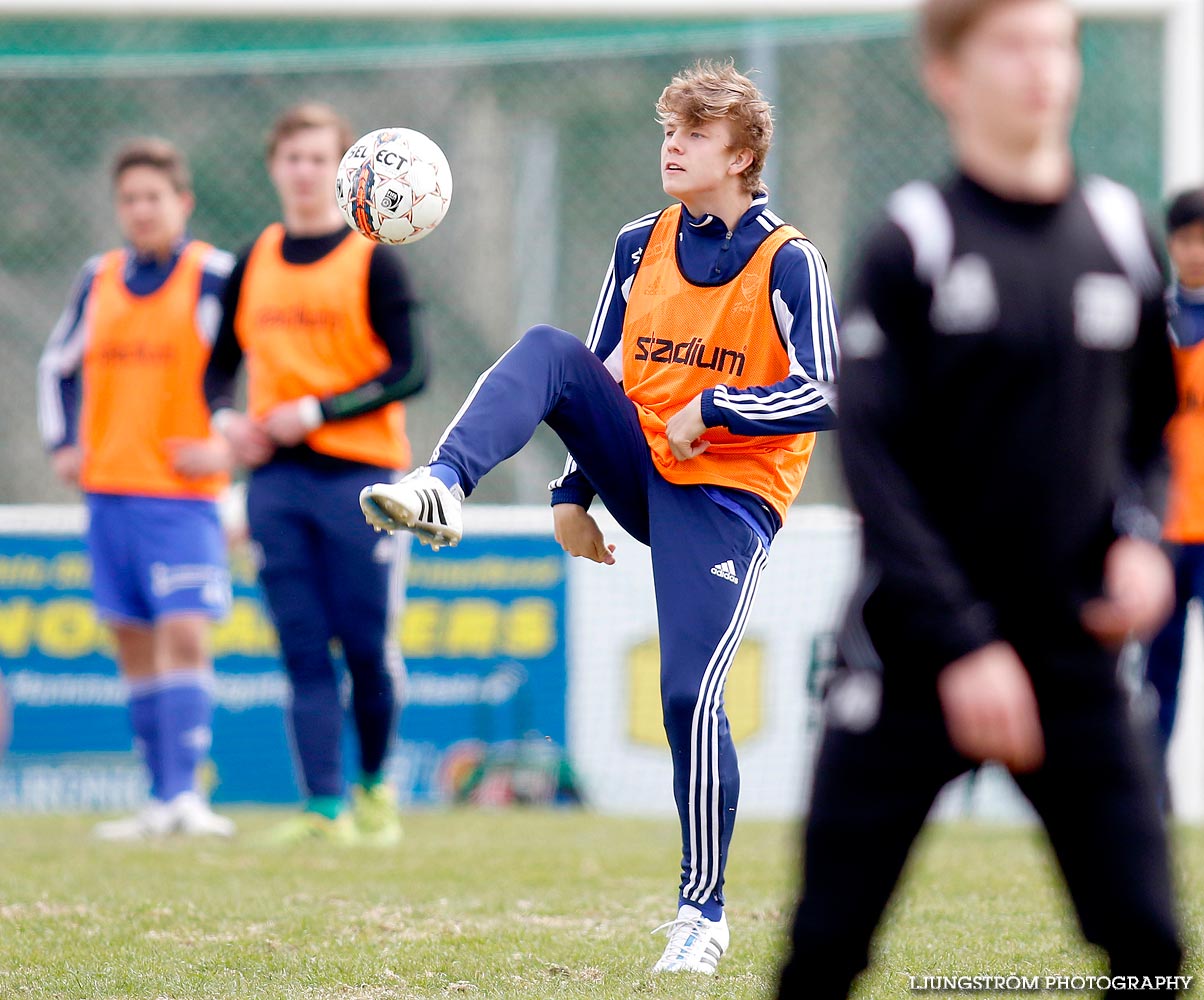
[652,904,729,975]
[359,467,464,550]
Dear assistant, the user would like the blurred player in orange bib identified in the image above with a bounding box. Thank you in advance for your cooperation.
[1144,186,1204,806]
[361,62,838,973]
[38,138,236,840]
[204,104,426,847]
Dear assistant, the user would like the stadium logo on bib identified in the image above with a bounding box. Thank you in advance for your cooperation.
[633,336,746,377]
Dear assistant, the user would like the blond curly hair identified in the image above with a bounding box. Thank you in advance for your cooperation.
[656,60,774,196]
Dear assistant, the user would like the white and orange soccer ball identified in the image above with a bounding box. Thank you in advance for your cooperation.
[335,128,452,246]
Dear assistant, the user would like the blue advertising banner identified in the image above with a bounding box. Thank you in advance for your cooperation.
[0,527,567,810]
[392,536,568,805]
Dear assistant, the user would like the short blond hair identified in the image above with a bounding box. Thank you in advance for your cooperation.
[656,61,773,196]
[265,102,355,160]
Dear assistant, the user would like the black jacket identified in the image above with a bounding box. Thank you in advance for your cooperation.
[837,172,1175,691]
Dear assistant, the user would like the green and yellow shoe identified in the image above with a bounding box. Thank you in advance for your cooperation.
[255,810,360,847]
[352,783,403,847]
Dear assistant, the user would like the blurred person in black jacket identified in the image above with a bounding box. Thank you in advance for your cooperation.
[778,1,1184,997]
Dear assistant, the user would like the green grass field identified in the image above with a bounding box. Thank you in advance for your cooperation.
[0,811,1200,999]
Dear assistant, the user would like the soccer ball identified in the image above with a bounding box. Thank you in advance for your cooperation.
[335,128,452,245]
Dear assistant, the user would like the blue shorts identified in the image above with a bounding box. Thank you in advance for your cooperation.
[85,493,231,625]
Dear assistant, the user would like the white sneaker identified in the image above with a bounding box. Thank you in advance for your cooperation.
[170,791,236,838]
[92,799,176,841]
[359,467,464,550]
[652,904,729,975]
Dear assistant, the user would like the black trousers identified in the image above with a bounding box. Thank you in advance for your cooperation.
[778,667,1183,1000]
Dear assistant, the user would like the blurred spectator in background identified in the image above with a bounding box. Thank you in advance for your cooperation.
[37,138,236,841]
[203,103,426,847]
[779,0,1184,995]
[1144,185,1204,808]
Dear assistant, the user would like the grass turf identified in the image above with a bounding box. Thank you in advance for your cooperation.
[0,811,1199,999]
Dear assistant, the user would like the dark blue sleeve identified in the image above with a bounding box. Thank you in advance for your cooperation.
[37,257,98,451]
[701,238,839,436]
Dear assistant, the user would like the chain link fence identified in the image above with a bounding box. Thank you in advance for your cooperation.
[0,14,1162,506]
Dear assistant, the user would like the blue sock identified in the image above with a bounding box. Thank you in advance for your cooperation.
[157,672,213,801]
[127,681,165,801]
[682,895,724,922]
[428,463,461,492]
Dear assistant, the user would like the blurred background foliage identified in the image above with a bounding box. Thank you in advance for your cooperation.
[0,14,1162,505]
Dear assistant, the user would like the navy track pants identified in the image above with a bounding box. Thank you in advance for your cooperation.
[432,324,770,909]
